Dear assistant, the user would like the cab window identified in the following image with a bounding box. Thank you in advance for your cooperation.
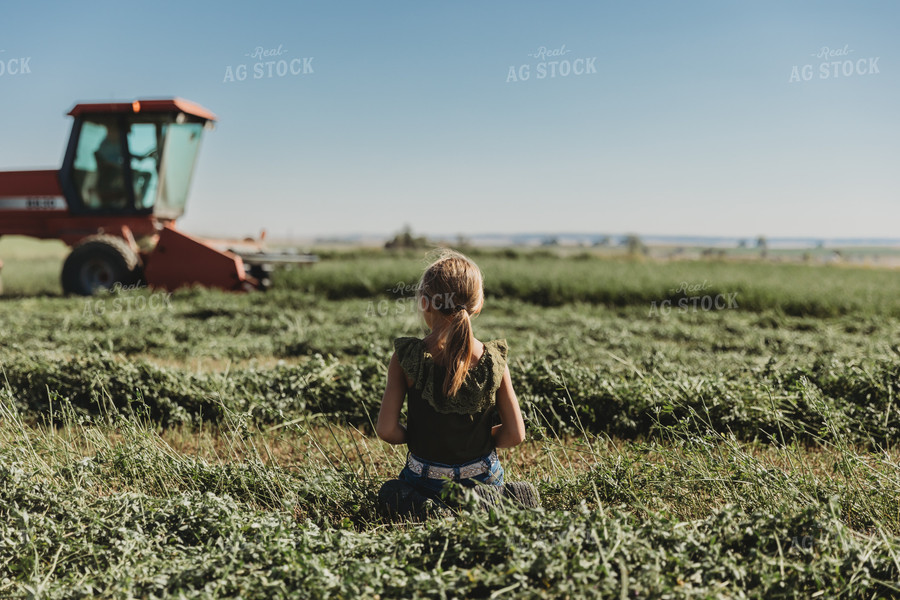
[71,119,130,210]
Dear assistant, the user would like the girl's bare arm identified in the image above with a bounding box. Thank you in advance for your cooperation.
[376,353,408,444]
[492,366,526,448]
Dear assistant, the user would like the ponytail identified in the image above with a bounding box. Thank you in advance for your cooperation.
[439,308,475,397]
[416,249,484,397]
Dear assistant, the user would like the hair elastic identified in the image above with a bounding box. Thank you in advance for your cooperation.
[439,303,467,315]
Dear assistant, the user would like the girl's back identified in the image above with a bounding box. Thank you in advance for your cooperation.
[375,249,533,517]
[394,335,508,464]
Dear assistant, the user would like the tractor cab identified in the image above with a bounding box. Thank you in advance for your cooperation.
[59,99,216,222]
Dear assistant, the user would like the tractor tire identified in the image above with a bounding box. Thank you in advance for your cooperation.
[61,235,142,296]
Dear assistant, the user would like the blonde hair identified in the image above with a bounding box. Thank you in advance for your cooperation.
[416,249,484,397]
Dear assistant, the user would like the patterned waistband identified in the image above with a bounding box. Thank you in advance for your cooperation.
[406,450,498,480]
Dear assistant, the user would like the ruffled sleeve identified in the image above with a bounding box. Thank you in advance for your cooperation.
[483,339,509,398]
[393,337,427,390]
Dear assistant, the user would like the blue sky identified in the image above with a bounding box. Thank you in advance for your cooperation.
[1,1,897,240]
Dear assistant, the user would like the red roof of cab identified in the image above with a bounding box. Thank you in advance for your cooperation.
[67,98,217,121]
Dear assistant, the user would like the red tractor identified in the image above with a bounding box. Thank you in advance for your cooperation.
[0,98,310,295]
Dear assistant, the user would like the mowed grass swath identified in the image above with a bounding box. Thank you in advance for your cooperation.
[1,247,900,597]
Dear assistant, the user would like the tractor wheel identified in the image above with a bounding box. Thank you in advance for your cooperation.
[61,235,142,296]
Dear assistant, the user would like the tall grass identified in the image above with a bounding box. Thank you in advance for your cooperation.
[2,392,899,598]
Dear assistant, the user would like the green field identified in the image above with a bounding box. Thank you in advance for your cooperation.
[1,242,900,598]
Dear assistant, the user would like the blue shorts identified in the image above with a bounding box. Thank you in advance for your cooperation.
[399,451,504,500]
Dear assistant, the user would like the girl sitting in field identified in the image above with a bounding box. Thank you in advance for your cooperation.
[376,250,539,518]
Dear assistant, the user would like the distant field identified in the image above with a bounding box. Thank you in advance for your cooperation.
[4,235,900,315]
[281,248,900,317]
[2,242,900,597]
[0,236,68,295]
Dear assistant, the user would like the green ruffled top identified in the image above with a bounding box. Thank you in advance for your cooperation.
[393,337,509,415]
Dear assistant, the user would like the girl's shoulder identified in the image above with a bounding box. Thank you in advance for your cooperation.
[481,338,509,363]
[392,337,508,369]
[392,336,509,414]
[393,336,425,366]
[468,338,508,375]
[392,337,427,387]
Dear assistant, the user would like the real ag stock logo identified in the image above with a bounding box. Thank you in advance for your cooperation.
[223,44,314,83]
[0,48,32,77]
[648,280,739,317]
[506,44,597,83]
[789,45,880,83]
[82,284,173,316]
